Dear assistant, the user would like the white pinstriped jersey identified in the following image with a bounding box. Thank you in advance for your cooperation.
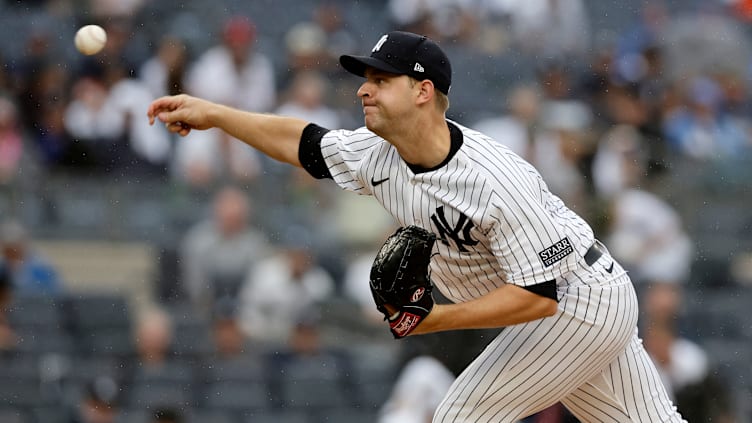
[308,121,595,304]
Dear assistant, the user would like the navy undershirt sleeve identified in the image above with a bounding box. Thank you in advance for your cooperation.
[523,280,557,301]
[298,123,332,180]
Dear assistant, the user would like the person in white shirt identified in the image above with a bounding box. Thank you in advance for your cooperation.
[175,15,273,187]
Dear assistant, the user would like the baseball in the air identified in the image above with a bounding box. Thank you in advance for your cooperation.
[74,25,107,55]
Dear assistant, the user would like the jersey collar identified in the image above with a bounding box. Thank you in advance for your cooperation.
[406,121,463,174]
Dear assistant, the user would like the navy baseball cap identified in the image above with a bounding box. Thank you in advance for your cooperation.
[340,31,452,95]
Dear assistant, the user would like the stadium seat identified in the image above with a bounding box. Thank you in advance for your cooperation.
[126,382,194,409]
[172,324,215,360]
[13,327,74,356]
[130,361,197,385]
[6,294,62,330]
[0,408,28,423]
[322,408,380,423]
[30,407,68,423]
[0,378,42,409]
[203,355,267,383]
[114,408,150,423]
[62,293,131,331]
[187,409,236,423]
[241,410,309,423]
[352,378,393,410]
[79,327,136,358]
[280,378,350,410]
[201,380,271,412]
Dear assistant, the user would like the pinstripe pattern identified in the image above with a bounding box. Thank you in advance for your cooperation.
[314,122,685,422]
[320,122,596,302]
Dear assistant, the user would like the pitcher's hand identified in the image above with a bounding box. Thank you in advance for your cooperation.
[147,94,216,136]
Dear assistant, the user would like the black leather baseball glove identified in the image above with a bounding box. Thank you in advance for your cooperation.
[369,225,436,339]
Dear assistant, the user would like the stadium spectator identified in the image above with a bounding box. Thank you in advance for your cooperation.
[498,0,591,59]
[0,262,16,352]
[139,35,189,98]
[282,22,330,80]
[0,219,63,295]
[63,71,121,169]
[379,325,502,423]
[179,185,271,315]
[175,15,272,188]
[613,1,670,85]
[532,60,599,212]
[89,0,146,20]
[15,48,77,169]
[591,124,649,198]
[377,354,455,423]
[34,91,80,170]
[662,10,750,84]
[150,408,183,423]
[341,246,386,325]
[275,70,342,131]
[642,290,734,422]
[103,61,173,173]
[260,306,357,410]
[0,55,9,94]
[312,2,358,65]
[662,76,751,160]
[133,306,174,369]
[387,0,477,43]
[729,0,752,21]
[14,24,61,119]
[532,98,596,214]
[606,188,694,287]
[66,376,121,423]
[185,15,276,113]
[472,83,543,160]
[341,226,401,326]
[0,97,23,185]
[65,63,172,174]
[238,242,335,345]
[210,297,255,360]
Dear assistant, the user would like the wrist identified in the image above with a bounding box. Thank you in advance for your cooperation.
[413,303,446,335]
[205,102,225,128]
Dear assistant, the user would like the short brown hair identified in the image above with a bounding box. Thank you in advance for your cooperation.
[409,77,450,113]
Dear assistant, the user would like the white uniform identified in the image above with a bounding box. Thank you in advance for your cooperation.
[299,120,686,422]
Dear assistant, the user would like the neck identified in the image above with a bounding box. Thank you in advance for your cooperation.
[387,112,451,168]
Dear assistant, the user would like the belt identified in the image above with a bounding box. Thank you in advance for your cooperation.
[584,242,604,266]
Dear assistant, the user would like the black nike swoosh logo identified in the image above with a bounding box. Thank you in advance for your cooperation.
[371,176,389,186]
[606,262,614,273]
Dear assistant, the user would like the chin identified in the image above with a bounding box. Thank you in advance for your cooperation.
[363,116,378,131]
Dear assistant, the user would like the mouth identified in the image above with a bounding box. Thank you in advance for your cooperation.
[362,104,377,114]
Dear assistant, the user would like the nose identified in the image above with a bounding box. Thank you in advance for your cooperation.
[357,81,371,99]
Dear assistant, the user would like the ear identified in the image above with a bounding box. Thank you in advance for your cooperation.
[415,79,435,106]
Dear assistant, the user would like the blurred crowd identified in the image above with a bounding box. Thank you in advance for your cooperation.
[1,0,752,422]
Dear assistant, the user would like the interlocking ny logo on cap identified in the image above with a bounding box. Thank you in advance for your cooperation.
[373,34,388,52]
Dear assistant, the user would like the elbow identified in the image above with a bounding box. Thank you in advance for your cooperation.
[541,298,559,318]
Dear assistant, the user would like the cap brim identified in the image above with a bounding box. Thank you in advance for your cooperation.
[339,54,405,77]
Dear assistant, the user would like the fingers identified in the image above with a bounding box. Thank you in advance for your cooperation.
[147,95,184,125]
[384,303,399,319]
[164,121,192,136]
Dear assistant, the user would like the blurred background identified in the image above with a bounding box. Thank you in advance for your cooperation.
[0,0,751,422]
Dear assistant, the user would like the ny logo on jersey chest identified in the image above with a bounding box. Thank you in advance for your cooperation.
[431,206,478,253]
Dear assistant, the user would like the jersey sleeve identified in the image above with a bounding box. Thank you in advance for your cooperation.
[299,124,383,194]
[299,123,333,179]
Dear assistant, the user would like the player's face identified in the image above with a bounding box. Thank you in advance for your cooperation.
[358,69,417,133]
